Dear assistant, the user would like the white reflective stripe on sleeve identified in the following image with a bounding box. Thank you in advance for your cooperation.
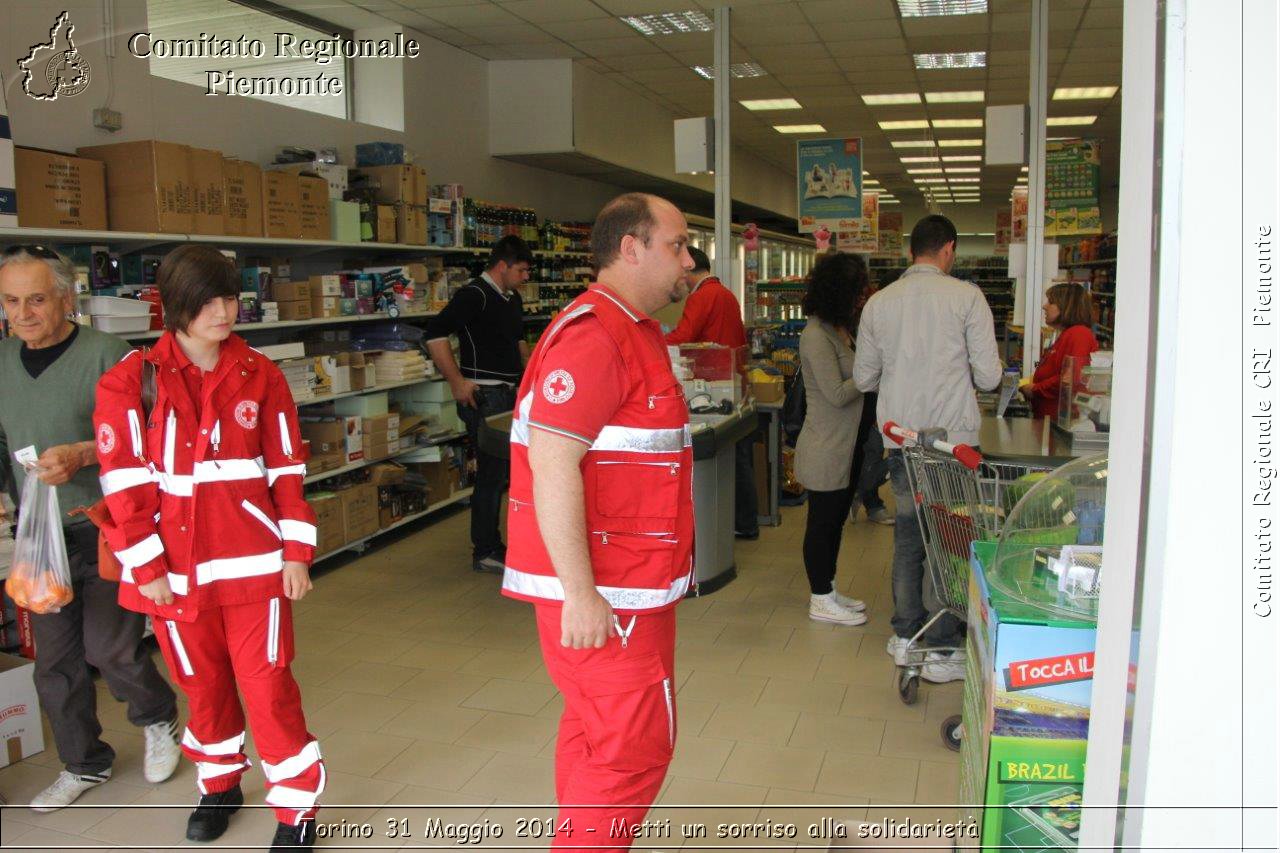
[241,499,282,540]
[279,519,317,546]
[182,728,245,757]
[127,409,143,458]
[509,391,534,448]
[267,597,280,665]
[267,464,307,486]
[195,550,284,585]
[501,565,691,610]
[157,457,266,496]
[261,741,322,784]
[278,412,293,456]
[100,466,153,496]
[265,783,321,810]
[590,425,689,453]
[165,621,194,676]
[119,566,189,596]
[116,534,163,570]
[163,411,176,474]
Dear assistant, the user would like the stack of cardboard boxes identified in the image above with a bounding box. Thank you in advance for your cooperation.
[270,280,313,322]
[352,164,428,245]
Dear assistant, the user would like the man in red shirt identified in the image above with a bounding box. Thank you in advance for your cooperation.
[664,247,759,538]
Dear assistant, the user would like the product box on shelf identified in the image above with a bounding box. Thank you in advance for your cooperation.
[355,164,427,206]
[13,147,107,231]
[310,274,343,296]
[335,391,389,418]
[355,142,406,167]
[314,352,369,394]
[329,200,360,242]
[395,204,428,245]
[272,281,312,302]
[262,170,302,239]
[304,449,343,477]
[242,266,271,295]
[223,159,264,237]
[0,653,44,768]
[336,483,379,542]
[362,437,393,462]
[311,296,341,318]
[362,413,401,441]
[307,493,345,555]
[375,205,397,243]
[269,162,349,200]
[405,459,454,503]
[750,376,785,405]
[300,416,362,462]
[276,299,312,321]
[189,146,225,235]
[368,463,406,486]
[297,175,330,240]
[77,140,195,233]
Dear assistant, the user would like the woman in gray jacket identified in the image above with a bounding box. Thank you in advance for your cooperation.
[795,253,871,625]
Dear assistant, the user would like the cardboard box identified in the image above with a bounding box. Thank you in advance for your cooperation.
[276,299,313,321]
[368,463,407,486]
[223,159,264,236]
[13,147,107,230]
[272,280,312,302]
[310,295,342,318]
[307,493,345,555]
[300,416,362,462]
[395,204,427,245]
[0,653,45,768]
[362,440,393,461]
[310,274,344,296]
[297,175,330,240]
[337,483,379,542]
[356,164,426,205]
[375,204,397,243]
[77,140,194,233]
[336,391,389,418]
[329,200,360,242]
[751,377,785,405]
[269,162,348,200]
[407,460,453,502]
[362,413,400,440]
[314,352,368,394]
[262,170,302,239]
[188,146,225,235]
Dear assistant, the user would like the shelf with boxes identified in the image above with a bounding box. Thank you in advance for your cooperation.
[312,487,474,565]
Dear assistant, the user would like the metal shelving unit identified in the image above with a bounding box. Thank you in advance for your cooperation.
[304,430,465,486]
[122,311,437,342]
[314,487,474,564]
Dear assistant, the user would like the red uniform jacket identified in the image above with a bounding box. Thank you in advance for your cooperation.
[1028,324,1100,418]
[664,276,747,348]
[94,333,316,621]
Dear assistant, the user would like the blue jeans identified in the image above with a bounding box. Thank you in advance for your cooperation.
[887,451,963,644]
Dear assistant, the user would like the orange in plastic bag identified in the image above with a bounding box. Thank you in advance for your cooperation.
[3,457,74,615]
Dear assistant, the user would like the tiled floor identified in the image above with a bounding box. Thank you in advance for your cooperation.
[0,501,963,851]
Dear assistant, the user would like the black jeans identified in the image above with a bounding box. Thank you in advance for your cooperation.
[457,383,517,560]
[802,483,858,595]
[851,392,887,512]
[734,437,759,535]
[29,523,177,775]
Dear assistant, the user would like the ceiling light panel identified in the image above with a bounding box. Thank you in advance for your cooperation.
[890,140,938,148]
[925,90,985,103]
[693,62,767,79]
[933,118,984,128]
[946,167,981,173]
[900,156,941,163]
[937,138,983,147]
[952,198,980,203]
[622,10,713,36]
[879,119,931,130]
[914,51,987,69]
[774,124,826,133]
[898,0,988,16]
[907,167,944,174]
[862,93,923,105]
[915,177,948,184]
[949,177,981,183]
[740,98,801,110]
[1053,86,1119,100]
[943,155,983,162]
[879,198,901,203]
[1047,115,1097,126]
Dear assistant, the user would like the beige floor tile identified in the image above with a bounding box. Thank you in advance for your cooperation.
[4,776,149,838]
[305,692,414,737]
[390,670,490,706]
[678,671,768,708]
[702,705,800,747]
[757,677,849,716]
[319,660,422,696]
[535,692,566,721]
[860,805,968,838]
[292,602,367,631]
[676,595,715,620]
[718,741,825,792]
[454,711,559,756]
[712,623,797,651]
[914,759,963,805]
[0,825,112,848]
[379,701,488,744]
[656,778,768,850]
[674,619,727,646]
[320,768,408,812]
[368,785,493,842]
[374,741,495,790]
[814,753,920,803]
[738,647,824,680]
[879,720,962,765]
[1,821,32,847]
[338,632,423,663]
[459,753,556,802]
[789,713,886,757]
[667,734,735,781]
[461,678,557,716]
[759,787,871,838]
[698,599,778,627]
[674,643,751,675]
[320,728,414,777]
[838,686,928,723]
[817,649,902,689]
[459,647,545,680]
[785,626,864,657]
[289,654,364,689]
[673,698,718,737]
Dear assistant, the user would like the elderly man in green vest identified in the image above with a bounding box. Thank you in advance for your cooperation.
[0,245,179,811]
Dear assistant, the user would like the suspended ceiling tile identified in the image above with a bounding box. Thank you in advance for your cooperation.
[572,36,666,56]
[1072,28,1123,48]
[772,71,848,88]
[590,0,702,14]
[989,48,1029,66]
[424,5,524,26]
[418,26,487,47]
[378,9,436,27]
[539,18,639,39]
[991,11,1028,33]
[901,15,991,38]
[905,34,988,54]
[749,43,832,62]
[604,52,684,70]
[728,3,811,25]
[575,57,614,73]
[628,66,710,86]
[824,37,909,58]
[491,41,586,58]
[665,45,753,64]
[915,68,987,84]
[769,57,842,74]
[1049,7,1085,30]
[457,23,558,43]
[467,44,515,59]
[651,31,716,52]
[500,0,610,23]
[733,23,822,44]
[986,65,1027,80]
[810,19,904,42]
[799,92,867,107]
[1082,6,1123,28]
[800,0,900,22]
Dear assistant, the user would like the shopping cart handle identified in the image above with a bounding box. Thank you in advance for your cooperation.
[883,421,914,445]
[952,443,983,471]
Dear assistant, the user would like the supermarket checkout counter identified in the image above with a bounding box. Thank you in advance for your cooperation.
[480,404,757,595]
[979,415,1089,468]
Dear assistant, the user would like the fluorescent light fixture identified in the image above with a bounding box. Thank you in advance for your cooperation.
[879,197,901,204]
[774,124,826,133]
[1047,115,1097,126]
[949,177,981,183]
[952,198,980,203]
[932,118,984,128]
[943,155,983,162]
[1053,86,1118,100]
[1016,177,1028,183]
[879,119,931,130]
[1021,165,1029,172]
[862,92,922,105]
[890,139,937,148]
[900,155,941,163]
[914,177,947,184]
[907,167,944,174]
[693,62,767,79]
[937,138,983,147]
[622,10,712,36]
[898,0,987,15]
[740,98,801,110]
[914,51,987,69]
[946,167,981,173]
[925,90,984,103]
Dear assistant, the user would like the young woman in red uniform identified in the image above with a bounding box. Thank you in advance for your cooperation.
[1020,282,1100,418]
[94,246,323,851]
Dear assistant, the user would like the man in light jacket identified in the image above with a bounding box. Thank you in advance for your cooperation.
[853,215,1002,684]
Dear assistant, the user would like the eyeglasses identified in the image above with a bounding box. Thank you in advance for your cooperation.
[2,244,62,260]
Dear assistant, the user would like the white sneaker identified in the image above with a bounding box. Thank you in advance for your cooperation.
[809,593,868,626]
[144,718,182,784]
[830,590,867,612]
[886,635,911,666]
[921,650,967,683]
[30,769,111,812]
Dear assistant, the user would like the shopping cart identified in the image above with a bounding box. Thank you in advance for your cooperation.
[882,422,1055,749]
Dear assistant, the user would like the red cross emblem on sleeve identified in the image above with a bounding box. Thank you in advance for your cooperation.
[542,369,575,404]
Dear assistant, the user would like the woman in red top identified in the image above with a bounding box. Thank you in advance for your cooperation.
[1021,282,1100,418]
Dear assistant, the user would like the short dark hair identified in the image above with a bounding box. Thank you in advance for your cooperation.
[910,214,958,258]
[486,235,534,270]
[802,252,867,331]
[1046,282,1095,328]
[157,245,240,332]
[687,246,711,273]
[590,193,658,269]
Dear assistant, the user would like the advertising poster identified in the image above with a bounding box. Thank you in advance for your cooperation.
[877,211,904,257]
[0,72,16,227]
[836,192,878,253]
[995,209,1012,256]
[796,137,862,233]
[1044,138,1102,237]
[1011,187,1029,243]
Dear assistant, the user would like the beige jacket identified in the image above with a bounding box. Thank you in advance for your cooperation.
[794,319,864,492]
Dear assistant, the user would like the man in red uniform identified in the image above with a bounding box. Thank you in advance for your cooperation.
[664,246,759,539]
[503,192,695,851]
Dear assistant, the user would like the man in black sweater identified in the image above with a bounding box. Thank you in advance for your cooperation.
[426,236,533,573]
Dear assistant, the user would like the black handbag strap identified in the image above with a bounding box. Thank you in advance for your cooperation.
[139,348,156,423]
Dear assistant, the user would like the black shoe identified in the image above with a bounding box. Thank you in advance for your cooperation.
[185,785,243,842]
[271,819,317,851]
[472,554,505,574]
[734,529,760,540]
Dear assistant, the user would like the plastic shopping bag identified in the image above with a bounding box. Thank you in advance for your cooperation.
[3,447,73,614]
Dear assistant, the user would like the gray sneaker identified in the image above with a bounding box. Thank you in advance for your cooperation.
[472,555,505,574]
[866,507,895,525]
[30,769,111,812]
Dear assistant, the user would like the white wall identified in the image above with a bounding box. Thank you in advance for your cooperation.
[0,0,622,222]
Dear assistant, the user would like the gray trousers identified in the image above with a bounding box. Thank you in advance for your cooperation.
[887,452,964,645]
[29,523,177,775]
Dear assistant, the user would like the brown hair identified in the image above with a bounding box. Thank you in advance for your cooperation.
[590,193,658,268]
[1046,282,1094,329]
[157,245,240,332]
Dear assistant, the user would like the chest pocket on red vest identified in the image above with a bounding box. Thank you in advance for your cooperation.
[595,460,682,521]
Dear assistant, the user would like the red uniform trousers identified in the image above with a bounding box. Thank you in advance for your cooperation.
[152,597,324,825]
[535,605,677,852]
